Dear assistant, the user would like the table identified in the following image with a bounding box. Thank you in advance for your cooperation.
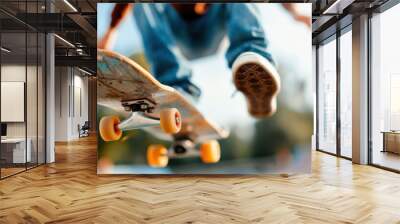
[381,131,400,154]
[1,138,31,164]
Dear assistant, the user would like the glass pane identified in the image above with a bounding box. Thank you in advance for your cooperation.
[371,4,400,171]
[318,38,337,154]
[27,31,38,169]
[1,30,27,177]
[38,33,45,165]
[0,0,46,178]
[340,30,352,158]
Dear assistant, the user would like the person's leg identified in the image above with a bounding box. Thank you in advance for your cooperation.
[167,4,227,60]
[225,4,274,67]
[133,4,201,100]
[225,3,280,117]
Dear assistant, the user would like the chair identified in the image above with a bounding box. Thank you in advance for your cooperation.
[79,121,90,138]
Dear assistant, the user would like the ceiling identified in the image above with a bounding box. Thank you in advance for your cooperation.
[311,0,392,43]
[0,0,97,72]
[0,0,395,71]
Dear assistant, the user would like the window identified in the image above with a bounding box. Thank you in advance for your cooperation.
[317,37,337,154]
[339,29,352,158]
[0,1,47,179]
[370,3,400,171]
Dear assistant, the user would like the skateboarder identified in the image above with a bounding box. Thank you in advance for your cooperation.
[99,3,308,118]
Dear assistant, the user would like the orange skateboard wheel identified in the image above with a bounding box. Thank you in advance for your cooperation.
[147,144,169,168]
[200,140,221,163]
[159,108,181,134]
[99,115,122,142]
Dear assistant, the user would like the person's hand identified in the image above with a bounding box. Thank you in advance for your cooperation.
[294,14,311,28]
[98,3,133,49]
[281,3,311,29]
[98,29,116,49]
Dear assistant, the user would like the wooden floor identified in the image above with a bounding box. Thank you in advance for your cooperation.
[373,151,400,171]
[1,136,400,224]
[1,167,26,178]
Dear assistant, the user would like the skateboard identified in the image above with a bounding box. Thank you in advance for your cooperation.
[97,49,229,168]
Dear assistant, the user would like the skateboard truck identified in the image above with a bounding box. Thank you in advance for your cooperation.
[122,98,156,113]
[148,138,221,166]
[117,111,160,131]
[167,139,202,159]
[98,98,182,140]
[117,99,160,131]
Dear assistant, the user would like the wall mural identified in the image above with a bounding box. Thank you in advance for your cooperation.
[97,3,313,174]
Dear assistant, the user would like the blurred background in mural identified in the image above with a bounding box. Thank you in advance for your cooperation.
[97,3,313,174]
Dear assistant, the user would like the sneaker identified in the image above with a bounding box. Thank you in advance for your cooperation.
[232,52,281,118]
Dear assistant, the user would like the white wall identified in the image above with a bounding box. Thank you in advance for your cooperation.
[71,73,89,138]
[1,65,38,138]
[55,66,69,141]
[1,64,46,164]
[54,67,89,141]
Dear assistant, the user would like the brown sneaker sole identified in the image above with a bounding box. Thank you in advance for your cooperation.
[233,63,279,117]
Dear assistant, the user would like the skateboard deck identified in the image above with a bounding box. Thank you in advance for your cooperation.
[97,49,229,144]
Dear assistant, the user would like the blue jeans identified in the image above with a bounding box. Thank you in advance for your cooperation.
[134,3,274,97]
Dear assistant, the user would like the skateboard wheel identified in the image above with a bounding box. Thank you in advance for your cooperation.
[99,115,122,142]
[147,144,168,168]
[159,108,181,134]
[200,140,221,163]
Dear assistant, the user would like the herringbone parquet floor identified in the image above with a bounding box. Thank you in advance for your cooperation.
[1,136,400,224]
